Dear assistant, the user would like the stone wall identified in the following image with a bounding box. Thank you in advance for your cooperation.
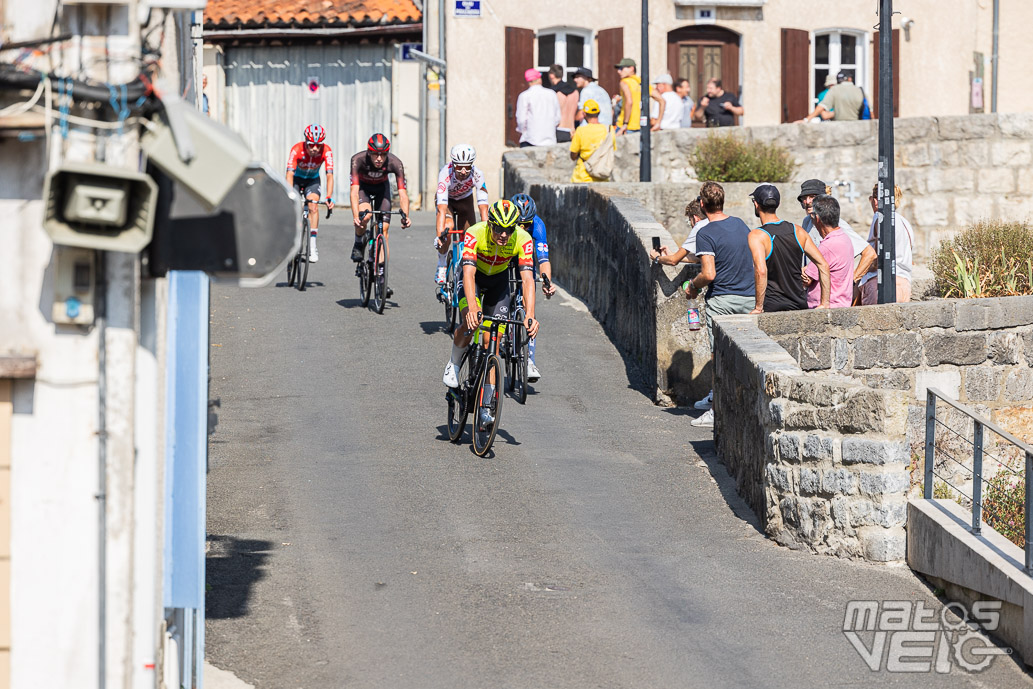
[505,149,710,403]
[509,113,1033,261]
[712,297,1033,563]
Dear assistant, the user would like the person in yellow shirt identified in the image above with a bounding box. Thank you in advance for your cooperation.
[613,57,641,135]
[569,100,614,183]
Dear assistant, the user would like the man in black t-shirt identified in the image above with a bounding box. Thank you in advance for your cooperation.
[692,78,744,127]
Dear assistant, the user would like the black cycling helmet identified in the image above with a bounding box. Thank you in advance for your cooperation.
[510,193,537,224]
[367,133,390,154]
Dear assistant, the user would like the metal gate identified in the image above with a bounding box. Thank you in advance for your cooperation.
[223,44,392,194]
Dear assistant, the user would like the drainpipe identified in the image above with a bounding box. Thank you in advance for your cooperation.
[419,8,427,206]
[96,252,108,689]
[438,0,446,170]
[639,0,651,182]
[991,0,999,113]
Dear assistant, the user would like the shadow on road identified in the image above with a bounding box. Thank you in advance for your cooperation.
[688,439,765,537]
[419,320,448,335]
[275,281,325,289]
[205,535,273,619]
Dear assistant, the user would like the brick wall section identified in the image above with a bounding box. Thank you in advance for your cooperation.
[505,113,1033,261]
[713,314,911,561]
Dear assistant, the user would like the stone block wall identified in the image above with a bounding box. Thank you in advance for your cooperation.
[713,314,910,561]
[507,113,1033,261]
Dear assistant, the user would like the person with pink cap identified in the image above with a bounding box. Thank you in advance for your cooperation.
[516,67,561,148]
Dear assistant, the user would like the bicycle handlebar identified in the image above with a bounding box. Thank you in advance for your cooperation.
[359,209,408,223]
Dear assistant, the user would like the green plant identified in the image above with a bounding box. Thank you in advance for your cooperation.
[688,134,797,183]
[932,481,956,500]
[982,469,1025,548]
[930,220,1033,297]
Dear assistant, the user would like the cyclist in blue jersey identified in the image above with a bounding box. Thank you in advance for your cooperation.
[510,193,556,383]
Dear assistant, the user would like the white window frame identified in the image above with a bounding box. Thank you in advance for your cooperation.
[535,27,593,82]
[811,29,868,107]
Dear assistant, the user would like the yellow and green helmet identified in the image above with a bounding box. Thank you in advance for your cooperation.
[487,199,521,230]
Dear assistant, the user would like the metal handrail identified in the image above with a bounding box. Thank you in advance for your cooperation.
[924,387,1032,576]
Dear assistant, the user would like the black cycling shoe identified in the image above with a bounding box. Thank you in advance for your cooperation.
[351,243,364,262]
[386,286,394,299]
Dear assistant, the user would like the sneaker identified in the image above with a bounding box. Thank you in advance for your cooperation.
[442,361,459,388]
[308,235,318,263]
[478,407,495,431]
[435,266,447,284]
[694,390,713,410]
[527,361,541,383]
[351,242,364,262]
[690,409,714,428]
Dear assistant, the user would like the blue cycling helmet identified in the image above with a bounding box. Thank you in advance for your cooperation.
[510,193,537,223]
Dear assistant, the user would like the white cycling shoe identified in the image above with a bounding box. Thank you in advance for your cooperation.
[694,390,713,410]
[691,409,714,428]
[308,236,319,263]
[435,266,447,284]
[527,361,541,383]
[442,361,459,388]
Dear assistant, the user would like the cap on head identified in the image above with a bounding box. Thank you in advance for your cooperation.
[750,184,781,209]
[524,68,542,82]
[573,67,594,80]
[836,70,848,83]
[615,58,636,68]
[651,74,673,85]
[582,99,600,115]
[823,74,837,88]
[797,178,829,201]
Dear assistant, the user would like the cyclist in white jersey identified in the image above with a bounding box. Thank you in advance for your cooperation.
[434,144,489,283]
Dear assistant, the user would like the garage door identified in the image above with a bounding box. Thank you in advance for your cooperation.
[223,44,392,193]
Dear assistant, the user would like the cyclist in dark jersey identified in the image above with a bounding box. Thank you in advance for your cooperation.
[349,134,412,287]
[745,184,830,312]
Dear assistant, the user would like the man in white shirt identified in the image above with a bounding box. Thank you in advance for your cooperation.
[516,68,561,147]
[797,178,875,304]
[649,74,683,130]
[573,67,613,126]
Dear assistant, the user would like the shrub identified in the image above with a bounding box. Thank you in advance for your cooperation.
[982,468,1025,548]
[930,220,1033,298]
[688,134,797,183]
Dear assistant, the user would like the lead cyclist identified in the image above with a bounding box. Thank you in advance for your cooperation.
[509,193,555,383]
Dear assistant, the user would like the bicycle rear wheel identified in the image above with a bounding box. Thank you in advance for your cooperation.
[472,354,503,457]
[447,349,472,442]
[372,233,387,313]
[511,309,528,404]
[443,259,457,333]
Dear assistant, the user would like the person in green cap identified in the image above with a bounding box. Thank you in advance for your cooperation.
[613,57,641,135]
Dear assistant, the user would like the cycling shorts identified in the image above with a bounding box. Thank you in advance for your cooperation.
[357,181,392,216]
[293,178,321,199]
[457,270,511,320]
[445,195,478,234]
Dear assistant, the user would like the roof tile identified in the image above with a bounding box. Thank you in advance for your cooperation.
[205,0,421,29]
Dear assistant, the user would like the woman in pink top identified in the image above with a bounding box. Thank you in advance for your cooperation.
[803,195,855,308]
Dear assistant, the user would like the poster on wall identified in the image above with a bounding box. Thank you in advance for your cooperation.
[454,0,481,17]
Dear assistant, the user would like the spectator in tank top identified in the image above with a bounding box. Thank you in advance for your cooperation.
[745,184,831,312]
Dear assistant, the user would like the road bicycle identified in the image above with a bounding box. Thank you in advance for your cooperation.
[356,208,406,313]
[437,214,465,333]
[286,200,331,291]
[446,311,532,457]
[502,259,531,404]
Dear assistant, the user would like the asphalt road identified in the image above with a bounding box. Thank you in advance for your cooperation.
[206,211,1030,688]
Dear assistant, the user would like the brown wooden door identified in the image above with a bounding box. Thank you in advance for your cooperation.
[505,26,534,147]
[667,26,740,126]
[781,28,810,123]
[872,29,900,119]
[597,27,623,101]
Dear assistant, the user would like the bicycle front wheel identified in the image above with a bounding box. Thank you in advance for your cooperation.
[443,258,457,333]
[472,354,503,457]
[447,350,472,442]
[358,237,372,307]
[297,223,310,292]
[372,234,387,314]
[511,309,528,405]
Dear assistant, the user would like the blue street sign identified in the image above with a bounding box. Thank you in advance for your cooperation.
[454,0,481,17]
[400,43,423,61]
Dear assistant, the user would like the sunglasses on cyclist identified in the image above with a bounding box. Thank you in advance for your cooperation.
[454,164,472,173]
[490,224,514,237]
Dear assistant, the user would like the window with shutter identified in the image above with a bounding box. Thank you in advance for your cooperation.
[505,27,534,147]
[781,28,809,123]
[596,28,623,102]
[872,29,901,118]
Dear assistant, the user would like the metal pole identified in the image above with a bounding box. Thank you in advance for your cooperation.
[419,13,428,205]
[924,390,935,499]
[96,252,107,689]
[991,0,999,113]
[639,0,651,182]
[972,422,983,534]
[877,0,896,304]
[438,0,446,170]
[1025,451,1032,575]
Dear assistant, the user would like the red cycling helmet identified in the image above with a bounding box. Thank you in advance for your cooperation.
[367,133,390,154]
[304,124,325,144]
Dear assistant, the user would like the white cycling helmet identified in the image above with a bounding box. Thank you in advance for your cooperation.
[450,144,476,165]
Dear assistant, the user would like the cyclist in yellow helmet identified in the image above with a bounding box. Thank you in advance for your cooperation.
[442,200,540,395]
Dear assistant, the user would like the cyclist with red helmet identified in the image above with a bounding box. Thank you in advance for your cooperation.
[349,134,412,292]
[286,124,334,263]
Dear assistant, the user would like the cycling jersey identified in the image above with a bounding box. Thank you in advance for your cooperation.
[461,222,534,276]
[435,163,488,206]
[286,143,334,180]
[350,151,407,189]
[527,215,550,265]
